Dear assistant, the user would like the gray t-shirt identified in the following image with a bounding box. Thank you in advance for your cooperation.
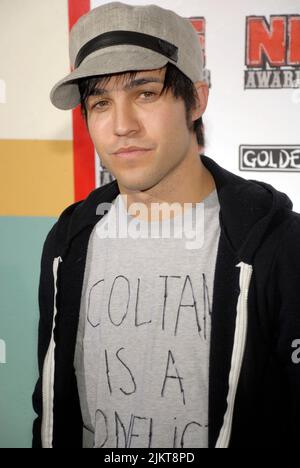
[74,189,221,448]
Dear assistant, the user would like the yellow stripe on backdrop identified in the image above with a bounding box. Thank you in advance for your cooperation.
[0,140,74,217]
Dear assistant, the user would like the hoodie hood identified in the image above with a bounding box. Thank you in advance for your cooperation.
[201,156,293,264]
[55,155,293,264]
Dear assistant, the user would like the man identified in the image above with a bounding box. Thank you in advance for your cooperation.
[32,2,300,448]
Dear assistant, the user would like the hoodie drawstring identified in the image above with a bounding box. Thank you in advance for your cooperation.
[41,256,62,448]
[215,262,253,448]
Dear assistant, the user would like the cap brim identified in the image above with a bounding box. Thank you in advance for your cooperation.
[50,47,170,110]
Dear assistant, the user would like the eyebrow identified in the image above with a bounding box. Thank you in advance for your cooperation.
[88,77,164,97]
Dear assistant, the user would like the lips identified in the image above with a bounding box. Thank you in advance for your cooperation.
[113,148,153,159]
[114,146,150,154]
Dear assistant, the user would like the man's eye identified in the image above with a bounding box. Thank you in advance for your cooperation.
[141,91,156,98]
[93,100,108,109]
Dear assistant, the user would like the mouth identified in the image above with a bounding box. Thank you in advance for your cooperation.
[113,149,153,159]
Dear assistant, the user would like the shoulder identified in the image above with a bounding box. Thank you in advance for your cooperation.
[272,210,300,274]
[42,180,118,254]
[43,200,84,250]
[282,210,300,239]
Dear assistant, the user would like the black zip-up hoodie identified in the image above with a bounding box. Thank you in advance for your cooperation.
[32,155,300,448]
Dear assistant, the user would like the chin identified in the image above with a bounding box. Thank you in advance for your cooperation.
[119,178,156,194]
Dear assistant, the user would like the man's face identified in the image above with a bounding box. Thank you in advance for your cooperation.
[86,67,198,194]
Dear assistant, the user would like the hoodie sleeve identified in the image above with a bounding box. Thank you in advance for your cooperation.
[273,213,300,445]
[32,222,58,448]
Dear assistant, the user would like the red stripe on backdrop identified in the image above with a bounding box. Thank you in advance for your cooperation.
[68,0,95,202]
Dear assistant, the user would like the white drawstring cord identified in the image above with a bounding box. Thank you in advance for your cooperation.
[215,262,253,448]
[41,256,63,448]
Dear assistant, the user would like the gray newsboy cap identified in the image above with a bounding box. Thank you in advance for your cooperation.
[50,2,205,110]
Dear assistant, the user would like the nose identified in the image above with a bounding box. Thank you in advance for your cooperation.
[112,99,141,137]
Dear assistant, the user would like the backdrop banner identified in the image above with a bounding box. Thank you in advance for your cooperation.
[72,0,300,211]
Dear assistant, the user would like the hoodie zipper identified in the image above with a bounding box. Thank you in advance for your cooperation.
[215,262,253,448]
[41,256,63,448]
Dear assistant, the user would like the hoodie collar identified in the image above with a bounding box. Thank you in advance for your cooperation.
[60,155,293,263]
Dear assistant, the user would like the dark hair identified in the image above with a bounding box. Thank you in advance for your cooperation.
[77,61,205,147]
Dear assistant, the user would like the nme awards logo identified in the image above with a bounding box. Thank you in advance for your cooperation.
[189,17,211,87]
[245,15,300,89]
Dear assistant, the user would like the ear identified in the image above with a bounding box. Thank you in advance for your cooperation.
[191,81,209,121]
